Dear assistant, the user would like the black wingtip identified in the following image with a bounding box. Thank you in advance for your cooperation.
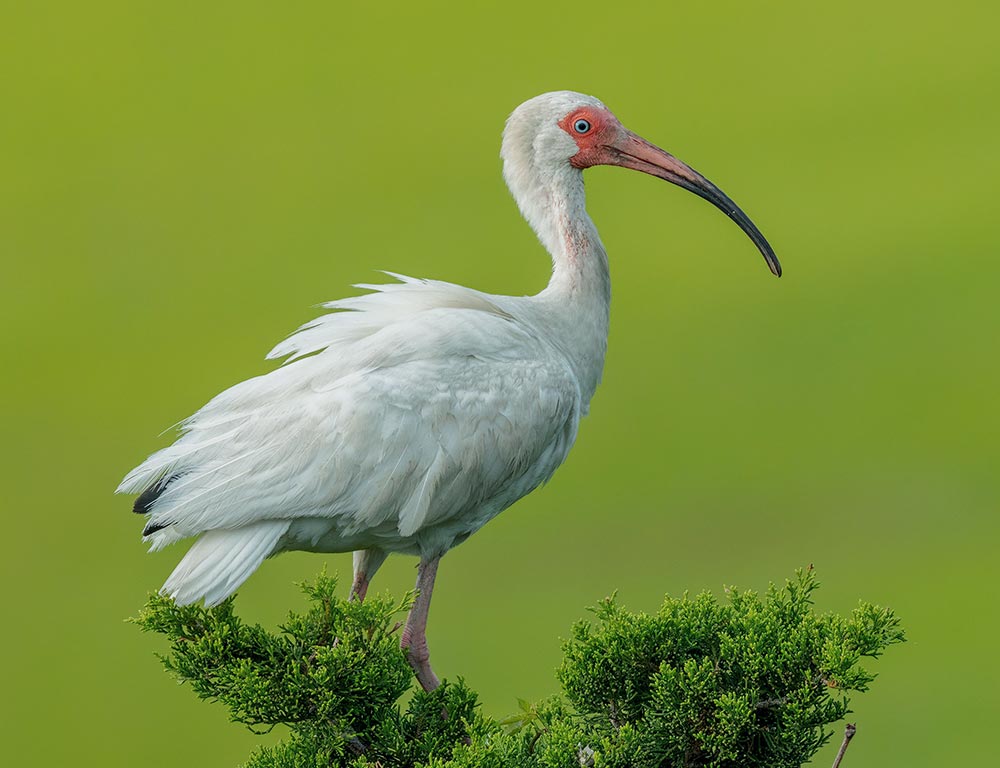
[133,474,180,514]
[142,520,171,537]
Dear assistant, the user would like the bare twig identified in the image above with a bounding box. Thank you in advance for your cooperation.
[830,723,856,768]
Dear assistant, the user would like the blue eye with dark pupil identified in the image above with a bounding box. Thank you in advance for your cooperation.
[574,119,591,134]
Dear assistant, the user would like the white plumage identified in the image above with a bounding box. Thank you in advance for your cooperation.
[119,272,587,563]
[119,91,778,690]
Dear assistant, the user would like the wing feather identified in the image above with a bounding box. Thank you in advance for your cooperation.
[119,277,581,555]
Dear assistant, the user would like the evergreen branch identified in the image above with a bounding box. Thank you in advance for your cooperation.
[133,568,903,767]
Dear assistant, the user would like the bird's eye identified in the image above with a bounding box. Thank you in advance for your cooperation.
[573,118,592,134]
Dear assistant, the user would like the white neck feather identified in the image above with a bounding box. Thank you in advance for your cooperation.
[501,121,611,405]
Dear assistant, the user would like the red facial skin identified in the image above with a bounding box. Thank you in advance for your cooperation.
[558,107,624,169]
[557,106,782,277]
[559,106,700,183]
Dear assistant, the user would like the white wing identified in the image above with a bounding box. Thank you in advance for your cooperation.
[265,272,514,363]
[119,275,582,560]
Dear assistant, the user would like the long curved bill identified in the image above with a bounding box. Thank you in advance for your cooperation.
[608,131,781,277]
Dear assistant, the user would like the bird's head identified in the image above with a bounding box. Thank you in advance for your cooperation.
[501,91,780,277]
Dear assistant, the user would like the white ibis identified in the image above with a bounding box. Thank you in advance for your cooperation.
[118,91,779,692]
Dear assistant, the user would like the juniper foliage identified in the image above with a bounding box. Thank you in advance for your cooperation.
[132,569,903,767]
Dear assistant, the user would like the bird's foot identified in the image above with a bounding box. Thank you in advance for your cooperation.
[407,653,441,692]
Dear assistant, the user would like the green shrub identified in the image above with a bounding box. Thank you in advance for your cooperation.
[132,569,902,767]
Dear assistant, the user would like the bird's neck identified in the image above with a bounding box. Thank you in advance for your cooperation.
[516,165,611,405]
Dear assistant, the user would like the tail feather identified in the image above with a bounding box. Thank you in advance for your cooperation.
[162,521,290,606]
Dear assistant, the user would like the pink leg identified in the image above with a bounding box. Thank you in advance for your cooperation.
[350,548,387,602]
[350,571,371,602]
[401,556,442,691]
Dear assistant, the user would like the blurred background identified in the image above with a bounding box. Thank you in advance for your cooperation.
[2,1,997,765]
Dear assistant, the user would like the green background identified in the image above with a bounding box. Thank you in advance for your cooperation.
[3,2,997,765]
